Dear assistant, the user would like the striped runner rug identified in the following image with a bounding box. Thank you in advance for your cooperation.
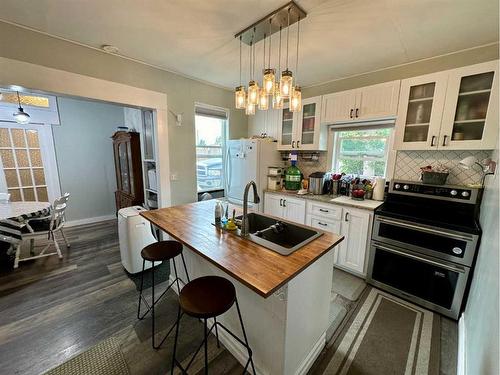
[323,288,440,375]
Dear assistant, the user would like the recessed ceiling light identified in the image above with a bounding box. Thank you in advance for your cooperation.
[101,44,119,54]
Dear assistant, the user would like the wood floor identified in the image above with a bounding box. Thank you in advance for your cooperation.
[0,220,243,375]
[0,220,457,375]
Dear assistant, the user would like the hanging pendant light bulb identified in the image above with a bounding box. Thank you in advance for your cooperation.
[280,8,293,99]
[258,34,269,110]
[235,36,246,109]
[262,18,275,95]
[290,16,302,112]
[247,38,259,106]
[13,91,30,124]
[273,26,284,109]
[245,100,256,115]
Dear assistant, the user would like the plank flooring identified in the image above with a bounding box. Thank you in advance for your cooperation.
[0,220,243,375]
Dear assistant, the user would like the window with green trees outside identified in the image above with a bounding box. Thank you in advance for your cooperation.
[332,127,392,177]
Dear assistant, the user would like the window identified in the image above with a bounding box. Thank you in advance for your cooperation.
[332,127,393,177]
[194,105,227,193]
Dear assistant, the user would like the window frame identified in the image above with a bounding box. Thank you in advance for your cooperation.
[194,105,229,194]
[331,125,394,178]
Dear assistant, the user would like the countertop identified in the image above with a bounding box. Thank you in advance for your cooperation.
[264,189,384,211]
[141,200,344,298]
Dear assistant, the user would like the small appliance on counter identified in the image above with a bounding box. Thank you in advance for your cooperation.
[308,171,325,195]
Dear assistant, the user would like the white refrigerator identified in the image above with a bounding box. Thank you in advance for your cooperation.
[225,139,282,211]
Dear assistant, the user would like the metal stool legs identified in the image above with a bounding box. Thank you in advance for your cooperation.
[171,296,256,375]
[137,252,190,349]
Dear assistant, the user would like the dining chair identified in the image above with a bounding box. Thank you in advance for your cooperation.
[53,193,70,248]
[13,203,68,268]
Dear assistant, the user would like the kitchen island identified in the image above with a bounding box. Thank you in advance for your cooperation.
[141,200,344,375]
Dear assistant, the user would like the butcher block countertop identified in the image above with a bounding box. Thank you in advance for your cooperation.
[141,200,344,298]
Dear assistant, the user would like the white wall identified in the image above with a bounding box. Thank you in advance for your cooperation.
[53,97,124,222]
[463,147,499,375]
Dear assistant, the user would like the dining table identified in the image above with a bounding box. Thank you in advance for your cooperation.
[0,201,52,243]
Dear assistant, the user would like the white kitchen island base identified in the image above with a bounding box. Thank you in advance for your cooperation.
[171,248,335,375]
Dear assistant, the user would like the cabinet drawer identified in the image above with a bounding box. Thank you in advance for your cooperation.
[308,215,341,234]
[307,201,342,221]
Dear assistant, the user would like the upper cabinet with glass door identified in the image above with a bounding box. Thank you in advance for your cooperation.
[394,61,499,150]
[394,72,448,150]
[276,96,326,151]
[439,61,498,150]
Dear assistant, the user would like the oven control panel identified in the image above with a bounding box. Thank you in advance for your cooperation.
[390,181,480,203]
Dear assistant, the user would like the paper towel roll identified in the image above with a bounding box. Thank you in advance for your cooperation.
[372,177,386,201]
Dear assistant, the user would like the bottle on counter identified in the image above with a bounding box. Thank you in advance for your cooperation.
[214,201,222,226]
[285,158,302,191]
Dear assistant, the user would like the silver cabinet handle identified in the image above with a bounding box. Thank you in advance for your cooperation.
[279,198,283,207]
[442,135,448,147]
[374,243,466,273]
[430,135,436,147]
[376,217,473,241]
[345,212,349,221]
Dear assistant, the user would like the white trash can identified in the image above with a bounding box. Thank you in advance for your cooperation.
[118,206,158,274]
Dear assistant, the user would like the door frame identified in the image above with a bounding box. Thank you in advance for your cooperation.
[0,121,61,202]
[0,57,171,207]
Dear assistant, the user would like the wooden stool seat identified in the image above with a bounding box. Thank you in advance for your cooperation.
[141,240,182,262]
[179,276,236,318]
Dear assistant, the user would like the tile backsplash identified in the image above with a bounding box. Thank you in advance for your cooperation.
[294,153,329,178]
[394,150,492,185]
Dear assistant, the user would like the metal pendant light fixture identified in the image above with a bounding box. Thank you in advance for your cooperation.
[290,16,302,113]
[262,18,276,96]
[13,91,30,124]
[234,1,306,114]
[235,36,246,109]
[279,8,293,99]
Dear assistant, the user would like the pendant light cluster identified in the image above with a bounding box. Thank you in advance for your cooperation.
[234,3,305,116]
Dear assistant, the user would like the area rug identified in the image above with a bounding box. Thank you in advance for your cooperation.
[128,261,170,291]
[324,288,440,375]
[44,337,130,375]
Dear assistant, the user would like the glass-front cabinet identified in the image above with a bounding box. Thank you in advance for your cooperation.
[440,61,498,150]
[394,72,448,150]
[395,61,498,150]
[276,96,326,151]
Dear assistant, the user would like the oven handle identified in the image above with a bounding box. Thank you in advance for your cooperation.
[374,243,466,273]
[376,217,473,242]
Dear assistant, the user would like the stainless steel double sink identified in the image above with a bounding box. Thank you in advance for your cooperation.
[234,213,323,256]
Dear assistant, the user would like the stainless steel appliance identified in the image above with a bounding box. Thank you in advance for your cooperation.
[308,172,325,195]
[367,180,482,319]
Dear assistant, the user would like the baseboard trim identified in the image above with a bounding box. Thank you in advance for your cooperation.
[65,214,116,228]
[293,333,326,375]
[458,313,466,375]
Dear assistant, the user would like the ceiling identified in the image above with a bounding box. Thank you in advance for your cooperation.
[1,0,498,89]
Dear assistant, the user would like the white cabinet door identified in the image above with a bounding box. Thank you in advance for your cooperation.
[338,208,371,275]
[321,90,357,124]
[357,80,400,121]
[277,104,296,150]
[282,196,306,224]
[394,72,449,150]
[295,96,326,151]
[264,193,284,218]
[439,60,499,150]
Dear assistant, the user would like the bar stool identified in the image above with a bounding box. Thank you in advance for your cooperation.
[171,275,256,375]
[137,240,190,349]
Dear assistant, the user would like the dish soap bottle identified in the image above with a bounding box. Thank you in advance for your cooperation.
[285,152,302,191]
[214,201,222,226]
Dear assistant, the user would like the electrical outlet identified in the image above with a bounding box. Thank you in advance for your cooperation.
[170,173,179,181]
